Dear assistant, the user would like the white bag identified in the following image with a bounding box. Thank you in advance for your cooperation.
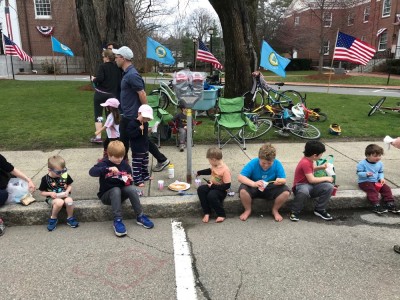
[6,178,29,204]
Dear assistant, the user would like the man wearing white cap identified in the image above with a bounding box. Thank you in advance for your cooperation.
[112,46,170,172]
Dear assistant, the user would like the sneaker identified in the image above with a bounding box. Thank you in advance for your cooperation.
[385,202,400,214]
[90,137,103,144]
[66,216,79,228]
[0,218,5,236]
[394,245,400,254]
[372,204,387,215]
[314,210,333,221]
[152,159,170,172]
[179,144,185,152]
[289,212,300,222]
[136,214,154,229]
[113,218,127,237]
[47,218,58,231]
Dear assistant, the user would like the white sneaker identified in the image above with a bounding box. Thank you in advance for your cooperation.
[383,135,394,149]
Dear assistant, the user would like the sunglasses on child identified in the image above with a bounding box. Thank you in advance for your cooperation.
[50,168,68,175]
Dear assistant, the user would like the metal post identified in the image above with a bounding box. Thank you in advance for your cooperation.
[186,109,193,184]
[209,32,213,75]
[192,37,197,71]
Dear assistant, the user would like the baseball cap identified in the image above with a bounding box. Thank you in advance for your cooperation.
[100,98,120,108]
[138,104,154,120]
[112,46,134,60]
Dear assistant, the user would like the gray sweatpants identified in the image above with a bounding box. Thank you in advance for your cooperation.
[290,182,333,213]
[100,186,142,219]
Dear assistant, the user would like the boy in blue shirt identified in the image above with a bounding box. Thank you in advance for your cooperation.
[238,143,290,222]
[357,144,400,215]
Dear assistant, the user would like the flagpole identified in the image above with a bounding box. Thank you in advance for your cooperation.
[327,29,340,93]
[10,54,15,80]
[65,56,69,74]
[52,51,56,80]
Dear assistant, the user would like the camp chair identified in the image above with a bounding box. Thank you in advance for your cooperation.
[147,95,173,147]
[214,96,253,150]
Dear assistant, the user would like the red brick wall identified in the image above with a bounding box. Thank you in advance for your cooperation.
[17,0,82,57]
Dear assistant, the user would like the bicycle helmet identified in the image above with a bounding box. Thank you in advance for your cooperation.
[291,103,304,120]
[329,123,341,135]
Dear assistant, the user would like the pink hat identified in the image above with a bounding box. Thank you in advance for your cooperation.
[138,104,154,120]
[100,98,120,108]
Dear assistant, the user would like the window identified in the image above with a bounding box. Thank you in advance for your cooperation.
[323,12,332,27]
[363,6,370,22]
[323,41,330,55]
[294,16,299,26]
[382,0,391,17]
[34,0,51,19]
[347,13,354,26]
[378,32,388,51]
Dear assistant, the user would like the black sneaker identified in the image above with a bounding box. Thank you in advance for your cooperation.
[372,204,387,215]
[289,212,300,222]
[394,245,400,254]
[314,210,333,221]
[385,202,400,214]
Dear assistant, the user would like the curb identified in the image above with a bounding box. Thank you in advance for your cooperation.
[2,189,400,226]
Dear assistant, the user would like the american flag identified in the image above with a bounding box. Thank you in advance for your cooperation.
[3,34,33,63]
[333,32,376,66]
[196,40,223,70]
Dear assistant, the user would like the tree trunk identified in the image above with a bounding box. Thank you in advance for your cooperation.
[75,0,102,74]
[105,0,126,46]
[209,0,259,97]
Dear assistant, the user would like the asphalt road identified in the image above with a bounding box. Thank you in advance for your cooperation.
[1,211,400,300]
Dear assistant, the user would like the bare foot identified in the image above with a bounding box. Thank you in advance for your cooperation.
[272,210,283,222]
[239,210,251,221]
[202,214,210,223]
[215,217,225,223]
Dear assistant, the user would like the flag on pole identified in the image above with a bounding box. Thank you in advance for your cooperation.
[260,40,290,78]
[196,40,223,69]
[3,34,33,62]
[51,36,74,56]
[5,6,13,40]
[333,32,376,66]
[146,37,175,65]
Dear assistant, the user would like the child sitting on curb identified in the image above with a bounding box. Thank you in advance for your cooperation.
[89,140,154,237]
[39,155,79,231]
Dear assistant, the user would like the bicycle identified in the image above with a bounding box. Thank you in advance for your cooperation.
[149,79,178,109]
[302,105,328,122]
[242,72,305,111]
[239,103,321,140]
[368,97,400,116]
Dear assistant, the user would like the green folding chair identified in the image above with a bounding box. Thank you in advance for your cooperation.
[147,95,173,147]
[214,96,254,150]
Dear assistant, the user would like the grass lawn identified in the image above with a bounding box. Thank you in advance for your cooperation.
[0,79,399,151]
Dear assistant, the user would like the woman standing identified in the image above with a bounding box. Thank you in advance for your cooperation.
[90,49,122,143]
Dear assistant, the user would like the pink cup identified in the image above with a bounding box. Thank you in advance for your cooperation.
[374,182,383,192]
[194,178,201,188]
[331,185,338,196]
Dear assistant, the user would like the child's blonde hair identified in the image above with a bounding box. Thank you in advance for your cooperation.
[206,147,222,160]
[258,144,276,161]
[107,140,125,158]
[48,155,66,169]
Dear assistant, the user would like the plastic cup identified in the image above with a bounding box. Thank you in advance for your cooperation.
[194,178,201,188]
[374,182,383,192]
[258,181,269,192]
[158,180,164,190]
[331,185,338,196]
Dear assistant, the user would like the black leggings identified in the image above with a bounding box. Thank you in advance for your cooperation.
[93,92,112,122]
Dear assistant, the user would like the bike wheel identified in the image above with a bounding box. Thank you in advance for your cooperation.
[149,90,169,109]
[287,121,320,140]
[368,97,386,116]
[278,90,305,109]
[239,119,272,140]
[206,106,220,120]
[308,112,327,122]
[243,91,264,111]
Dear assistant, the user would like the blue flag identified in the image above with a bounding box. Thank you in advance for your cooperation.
[146,37,175,65]
[51,36,74,56]
[260,40,290,77]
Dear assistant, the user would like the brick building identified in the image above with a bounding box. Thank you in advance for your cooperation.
[1,0,84,75]
[282,0,400,66]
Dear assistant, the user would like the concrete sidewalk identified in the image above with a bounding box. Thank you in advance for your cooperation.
[1,141,400,225]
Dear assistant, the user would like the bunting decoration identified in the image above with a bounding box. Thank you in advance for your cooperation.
[36,26,54,36]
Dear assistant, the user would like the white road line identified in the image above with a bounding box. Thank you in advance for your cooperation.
[171,220,197,300]
[372,89,384,93]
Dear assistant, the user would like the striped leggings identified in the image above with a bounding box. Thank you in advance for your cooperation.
[132,152,150,186]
